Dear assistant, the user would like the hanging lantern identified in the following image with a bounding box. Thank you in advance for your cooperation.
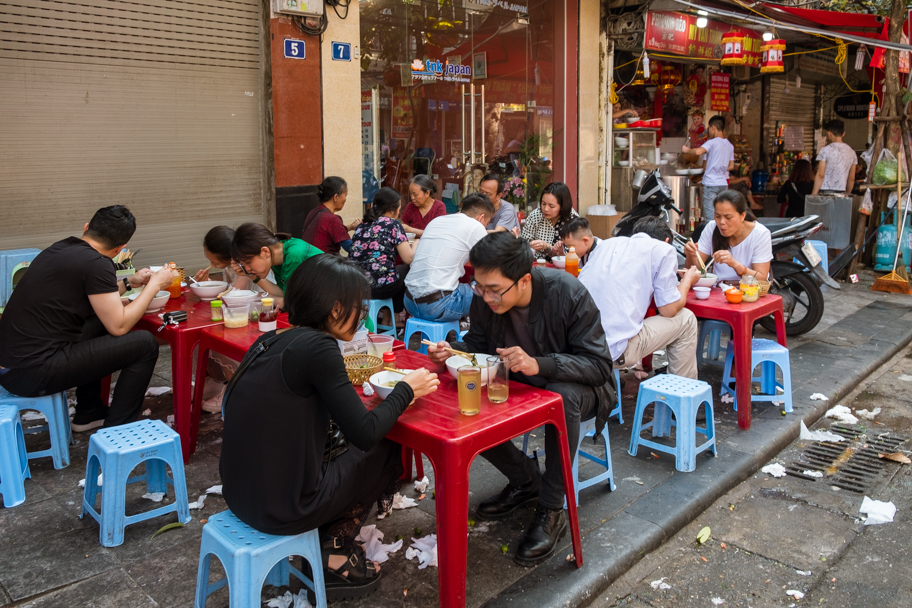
[760,39,785,73]
[721,30,746,66]
[651,64,681,102]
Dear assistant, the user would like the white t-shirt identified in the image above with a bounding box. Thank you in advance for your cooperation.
[579,234,682,361]
[405,213,488,298]
[816,142,856,192]
[697,221,773,281]
[701,137,735,187]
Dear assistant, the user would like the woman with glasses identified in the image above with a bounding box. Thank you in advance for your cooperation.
[230,223,323,300]
[221,255,440,601]
[521,182,580,260]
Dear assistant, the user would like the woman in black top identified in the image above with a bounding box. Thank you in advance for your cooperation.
[220,255,440,600]
[778,159,814,217]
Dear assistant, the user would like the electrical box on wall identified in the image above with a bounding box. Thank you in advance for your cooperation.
[274,0,324,18]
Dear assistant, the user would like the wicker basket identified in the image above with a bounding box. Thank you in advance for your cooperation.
[344,354,383,386]
[758,280,771,297]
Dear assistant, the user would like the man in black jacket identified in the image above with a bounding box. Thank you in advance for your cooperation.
[428,232,616,567]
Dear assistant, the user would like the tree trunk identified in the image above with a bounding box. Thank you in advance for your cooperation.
[884,0,907,154]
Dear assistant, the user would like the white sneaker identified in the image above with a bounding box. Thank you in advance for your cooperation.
[202,377,225,400]
[201,385,225,414]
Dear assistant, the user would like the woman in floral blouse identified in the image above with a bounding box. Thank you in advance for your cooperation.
[521,182,580,260]
[350,187,416,312]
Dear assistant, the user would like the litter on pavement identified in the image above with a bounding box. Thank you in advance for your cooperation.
[266,590,312,608]
[809,393,829,401]
[856,407,882,420]
[650,577,671,590]
[142,492,165,502]
[145,386,171,397]
[860,496,896,525]
[414,476,430,493]
[405,534,438,569]
[356,525,403,563]
[761,463,787,478]
[825,405,859,424]
[786,590,805,599]
[188,495,206,510]
[799,420,844,443]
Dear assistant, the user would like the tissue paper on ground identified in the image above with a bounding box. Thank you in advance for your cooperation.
[825,405,858,424]
[356,525,403,564]
[145,386,171,397]
[405,535,438,569]
[761,463,787,478]
[860,496,896,525]
[809,393,829,401]
[142,492,165,502]
[392,492,418,510]
[188,495,206,510]
[799,420,844,442]
[856,408,882,420]
[414,476,430,493]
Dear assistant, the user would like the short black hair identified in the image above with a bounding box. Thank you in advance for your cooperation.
[231,223,286,263]
[632,216,673,242]
[824,118,845,137]
[461,193,496,219]
[708,115,725,133]
[84,205,137,249]
[285,254,370,335]
[203,226,235,262]
[558,217,592,240]
[480,174,505,194]
[469,232,533,282]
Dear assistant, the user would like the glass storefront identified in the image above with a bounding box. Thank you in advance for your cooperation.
[360,0,560,211]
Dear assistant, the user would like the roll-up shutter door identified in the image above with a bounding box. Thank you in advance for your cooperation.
[0,0,267,270]
[765,77,817,157]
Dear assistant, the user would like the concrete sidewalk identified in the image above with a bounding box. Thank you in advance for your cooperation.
[0,275,910,608]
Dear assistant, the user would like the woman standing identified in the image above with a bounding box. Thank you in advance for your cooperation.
[350,188,416,312]
[521,182,580,259]
[221,255,439,600]
[400,175,446,237]
[230,223,322,298]
[777,159,814,218]
[302,176,362,254]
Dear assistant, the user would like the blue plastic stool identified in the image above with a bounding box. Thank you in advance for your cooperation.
[367,299,396,336]
[721,338,793,413]
[404,318,460,354]
[0,248,40,309]
[80,419,191,547]
[610,367,623,424]
[0,404,30,508]
[697,320,731,367]
[0,386,71,469]
[628,374,717,473]
[194,510,327,608]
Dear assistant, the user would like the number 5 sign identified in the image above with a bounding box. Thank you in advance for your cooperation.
[284,38,306,60]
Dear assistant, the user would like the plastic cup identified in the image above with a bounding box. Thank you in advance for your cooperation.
[367,334,396,358]
[457,366,482,416]
[486,356,509,403]
[223,302,249,328]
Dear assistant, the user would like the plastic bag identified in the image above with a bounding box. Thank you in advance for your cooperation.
[861,188,873,215]
[872,148,907,186]
[860,141,877,170]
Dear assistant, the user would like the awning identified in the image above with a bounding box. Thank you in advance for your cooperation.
[758,3,888,38]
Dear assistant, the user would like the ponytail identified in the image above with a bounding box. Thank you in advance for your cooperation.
[711,189,756,251]
[231,223,285,263]
[363,187,402,224]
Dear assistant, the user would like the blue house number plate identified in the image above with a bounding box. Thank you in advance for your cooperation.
[284,38,306,60]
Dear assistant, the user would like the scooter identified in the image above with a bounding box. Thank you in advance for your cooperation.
[612,170,682,238]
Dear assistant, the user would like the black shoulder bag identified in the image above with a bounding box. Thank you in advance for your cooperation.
[220,329,349,463]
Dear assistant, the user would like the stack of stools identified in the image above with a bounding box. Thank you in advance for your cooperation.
[0,405,30,507]
[697,320,732,367]
[366,299,396,336]
[628,374,717,473]
[81,419,191,547]
[194,510,328,608]
[0,247,40,310]
[721,338,793,413]
[403,318,460,354]
[0,386,72,469]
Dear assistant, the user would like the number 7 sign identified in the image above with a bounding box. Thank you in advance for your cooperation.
[332,42,351,62]
[283,39,306,60]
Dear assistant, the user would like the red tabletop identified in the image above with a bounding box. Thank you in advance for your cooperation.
[685,288,786,430]
[357,349,583,608]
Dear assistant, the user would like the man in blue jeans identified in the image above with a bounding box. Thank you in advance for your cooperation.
[403,193,494,322]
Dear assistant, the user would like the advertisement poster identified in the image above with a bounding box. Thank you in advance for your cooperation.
[361,91,374,173]
[392,87,413,140]
[710,72,730,112]
[645,11,762,67]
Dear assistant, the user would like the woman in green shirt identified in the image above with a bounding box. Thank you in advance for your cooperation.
[231,223,323,301]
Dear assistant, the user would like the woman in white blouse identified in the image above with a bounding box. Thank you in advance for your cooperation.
[684,189,773,281]
[521,182,580,259]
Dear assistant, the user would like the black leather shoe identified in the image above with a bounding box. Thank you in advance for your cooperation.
[514,507,567,567]
[476,478,540,521]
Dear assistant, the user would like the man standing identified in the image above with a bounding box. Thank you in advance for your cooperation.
[683,115,735,219]
[403,194,494,322]
[580,216,701,379]
[428,233,616,566]
[812,119,857,195]
[0,206,171,432]
[477,174,520,235]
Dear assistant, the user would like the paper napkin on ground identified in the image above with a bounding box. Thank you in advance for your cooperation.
[356,525,403,564]
[405,535,438,569]
[860,496,896,525]
[799,420,844,442]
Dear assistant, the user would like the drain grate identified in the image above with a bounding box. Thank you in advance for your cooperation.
[786,425,909,493]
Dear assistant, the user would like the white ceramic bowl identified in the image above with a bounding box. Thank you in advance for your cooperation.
[189,280,228,301]
[615,138,628,148]
[146,291,170,313]
[222,289,259,304]
[675,168,690,175]
[694,273,718,288]
[445,355,490,386]
[689,168,704,175]
[661,152,678,161]
[618,160,630,167]
[368,370,414,400]
[552,256,566,269]
[693,286,711,300]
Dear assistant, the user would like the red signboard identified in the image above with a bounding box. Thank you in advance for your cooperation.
[645,11,762,67]
[710,72,730,111]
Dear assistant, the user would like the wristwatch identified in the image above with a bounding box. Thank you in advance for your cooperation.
[252,275,261,284]
[122,277,132,292]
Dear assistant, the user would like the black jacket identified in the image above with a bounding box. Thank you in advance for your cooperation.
[452,267,617,436]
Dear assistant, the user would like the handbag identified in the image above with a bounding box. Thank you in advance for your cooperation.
[221,328,349,463]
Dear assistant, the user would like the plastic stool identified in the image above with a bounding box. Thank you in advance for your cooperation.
[0,386,71,469]
[0,404,30,508]
[721,338,793,413]
[0,248,40,309]
[81,419,191,547]
[194,510,327,608]
[367,299,396,336]
[697,320,731,367]
[628,374,717,473]
[610,367,623,424]
[404,318,460,354]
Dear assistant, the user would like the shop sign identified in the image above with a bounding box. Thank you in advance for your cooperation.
[645,11,762,67]
[465,0,528,14]
[411,58,472,83]
[834,92,876,120]
[710,72,730,111]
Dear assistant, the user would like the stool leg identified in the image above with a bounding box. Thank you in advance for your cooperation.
[194,552,215,608]
[627,397,647,457]
[0,417,28,508]
[265,559,289,588]
[653,402,672,438]
[708,329,721,360]
[229,550,261,608]
[780,359,794,413]
[98,457,127,547]
[760,360,777,395]
[674,404,697,473]
[302,532,329,608]
[49,396,71,469]
[145,459,168,495]
[166,451,193,525]
[704,398,718,456]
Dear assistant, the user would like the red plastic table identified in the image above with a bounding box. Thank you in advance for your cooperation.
[685,289,787,430]
[358,349,583,608]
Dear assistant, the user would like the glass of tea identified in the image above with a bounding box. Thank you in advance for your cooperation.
[457,366,482,416]
[486,356,509,403]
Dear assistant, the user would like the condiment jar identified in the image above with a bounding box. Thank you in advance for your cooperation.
[210,300,223,322]
[167,262,182,299]
[258,297,277,332]
[382,350,397,368]
[739,274,759,303]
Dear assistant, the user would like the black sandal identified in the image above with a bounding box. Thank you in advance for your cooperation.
[321,537,382,601]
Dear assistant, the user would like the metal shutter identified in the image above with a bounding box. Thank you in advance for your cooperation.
[0,0,267,270]
[764,77,817,156]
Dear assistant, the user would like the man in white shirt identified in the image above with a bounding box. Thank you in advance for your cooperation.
[579,216,702,379]
[813,119,857,195]
[683,115,735,219]
[477,174,521,235]
[404,193,495,321]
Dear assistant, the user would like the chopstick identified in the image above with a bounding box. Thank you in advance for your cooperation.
[384,367,409,375]
[688,238,707,272]
[216,286,233,299]
[420,340,472,358]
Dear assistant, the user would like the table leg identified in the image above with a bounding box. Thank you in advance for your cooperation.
[431,450,471,608]
[171,335,197,463]
[550,412,584,568]
[190,342,211,458]
[734,327,753,430]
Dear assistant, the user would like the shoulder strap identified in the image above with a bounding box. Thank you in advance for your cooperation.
[221,329,298,419]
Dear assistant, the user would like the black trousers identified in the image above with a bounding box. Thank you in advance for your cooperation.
[0,315,159,428]
[480,382,596,510]
[371,264,409,313]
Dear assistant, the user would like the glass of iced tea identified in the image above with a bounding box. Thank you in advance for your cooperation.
[457,366,482,416]
[486,356,509,403]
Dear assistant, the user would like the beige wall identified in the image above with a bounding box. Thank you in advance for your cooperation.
[578,0,601,216]
[321,7,364,227]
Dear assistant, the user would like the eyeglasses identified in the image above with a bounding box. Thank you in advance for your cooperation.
[470,279,518,304]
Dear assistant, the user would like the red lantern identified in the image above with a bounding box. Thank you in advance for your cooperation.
[721,30,746,66]
[650,64,681,102]
[761,39,785,73]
